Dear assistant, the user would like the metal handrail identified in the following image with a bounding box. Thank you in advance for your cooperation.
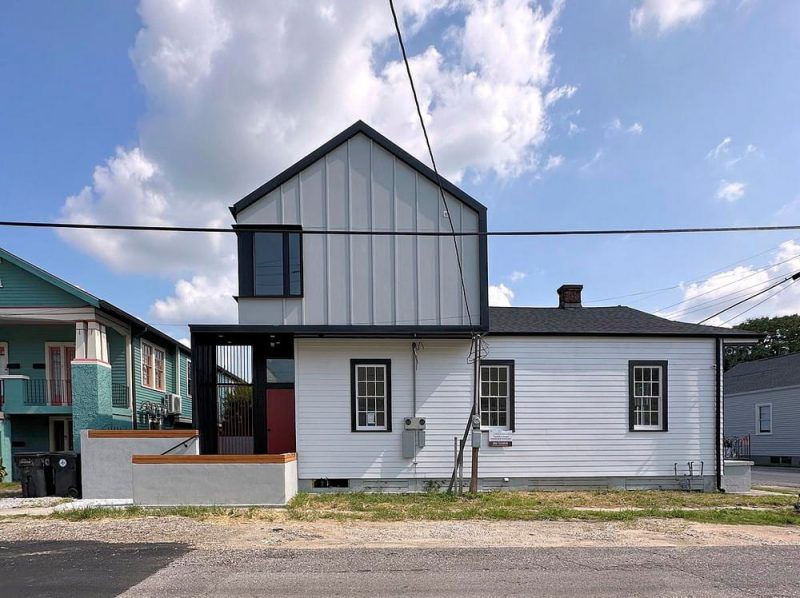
[25,378,73,406]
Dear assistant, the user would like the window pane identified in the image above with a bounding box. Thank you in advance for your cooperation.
[254,232,284,295]
[267,359,294,384]
[288,233,302,295]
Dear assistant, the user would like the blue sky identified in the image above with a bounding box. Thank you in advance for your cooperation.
[1,0,799,340]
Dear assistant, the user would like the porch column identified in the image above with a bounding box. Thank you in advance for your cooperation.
[71,321,113,452]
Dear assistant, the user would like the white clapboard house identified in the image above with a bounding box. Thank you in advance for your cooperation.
[190,121,759,492]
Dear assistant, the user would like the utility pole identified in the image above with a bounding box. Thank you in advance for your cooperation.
[469,335,481,493]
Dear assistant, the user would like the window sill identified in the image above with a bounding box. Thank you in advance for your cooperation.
[630,427,668,432]
[352,428,391,433]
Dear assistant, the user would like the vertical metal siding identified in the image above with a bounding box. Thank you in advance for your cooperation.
[236,132,481,327]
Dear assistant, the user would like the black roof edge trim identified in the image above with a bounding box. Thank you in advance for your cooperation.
[230,120,488,218]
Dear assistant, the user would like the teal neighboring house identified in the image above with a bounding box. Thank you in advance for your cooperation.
[0,247,193,481]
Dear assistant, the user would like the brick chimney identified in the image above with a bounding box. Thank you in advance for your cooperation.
[557,284,583,308]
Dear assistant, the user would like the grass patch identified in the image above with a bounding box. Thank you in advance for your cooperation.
[0,482,22,498]
[42,490,800,527]
[286,491,800,526]
[49,505,282,522]
[753,486,799,495]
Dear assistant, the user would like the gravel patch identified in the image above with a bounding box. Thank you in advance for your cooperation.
[0,496,69,510]
[1,515,799,550]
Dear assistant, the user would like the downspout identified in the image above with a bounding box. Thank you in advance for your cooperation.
[411,342,417,417]
[715,337,723,492]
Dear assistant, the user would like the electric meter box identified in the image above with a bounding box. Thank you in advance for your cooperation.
[402,417,427,458]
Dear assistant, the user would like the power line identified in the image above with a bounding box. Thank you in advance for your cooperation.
[697,270,800,324]
[661,271,790,320]
[653,249,800,316]
[3,219,800,237]
[388,0,473,329]
[585,238,799,304]
[720,282,798,326]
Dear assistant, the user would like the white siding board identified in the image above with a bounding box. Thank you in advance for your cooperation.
[372,143,395,325]
[294,337,717,480]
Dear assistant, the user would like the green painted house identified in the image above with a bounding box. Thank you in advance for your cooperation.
[0,247,193,481]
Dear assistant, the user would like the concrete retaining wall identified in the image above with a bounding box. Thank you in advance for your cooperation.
[131,454,298,506]
[81,429,199,499]
[721,460,754,494]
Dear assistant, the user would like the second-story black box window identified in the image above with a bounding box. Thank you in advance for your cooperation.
[253,231,302,297]
[237,226,303,298]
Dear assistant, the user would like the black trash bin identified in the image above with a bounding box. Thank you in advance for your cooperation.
[13,452,54,498]
[51,452,81,498]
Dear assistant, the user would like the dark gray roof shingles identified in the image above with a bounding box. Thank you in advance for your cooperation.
[488,306,759,337]
[724,352,800,395]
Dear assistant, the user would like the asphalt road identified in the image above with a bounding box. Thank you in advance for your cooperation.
[3,542,798,597]
[752,466,800,489]
[0,541,189,597]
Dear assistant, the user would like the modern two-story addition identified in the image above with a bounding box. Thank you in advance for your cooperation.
[0,247,193,481]
[190,121,760,492]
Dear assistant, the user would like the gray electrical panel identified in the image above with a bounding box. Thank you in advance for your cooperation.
[402,417,427,458]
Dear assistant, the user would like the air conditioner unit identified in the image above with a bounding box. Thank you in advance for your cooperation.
[163,393,181,414]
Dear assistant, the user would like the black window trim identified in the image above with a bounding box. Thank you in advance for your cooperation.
[350,358,392,433]
[628,360,669,432]
[479,359,515,432]
[236,226,304,299]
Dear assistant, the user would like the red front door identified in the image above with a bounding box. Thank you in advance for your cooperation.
[266,388,296,454]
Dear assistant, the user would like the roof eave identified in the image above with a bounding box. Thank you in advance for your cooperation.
[229,120,487,219]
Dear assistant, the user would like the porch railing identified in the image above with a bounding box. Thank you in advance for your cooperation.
[25,379,73,406]
[112,384,130,408]
[724,434,751,460]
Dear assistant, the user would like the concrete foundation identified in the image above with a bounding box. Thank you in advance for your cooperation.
[299,475,718,493]
[132,454,298,506]
[81,429,199,499]
[721,460,754,494]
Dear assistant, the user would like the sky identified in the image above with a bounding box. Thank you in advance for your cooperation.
[1,0,799,343]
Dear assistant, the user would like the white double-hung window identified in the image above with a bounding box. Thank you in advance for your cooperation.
[629,361,668,432]
[351,360,391,432]
[479,361,515,430]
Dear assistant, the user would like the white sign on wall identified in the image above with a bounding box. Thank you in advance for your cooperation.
[488,428,513,447]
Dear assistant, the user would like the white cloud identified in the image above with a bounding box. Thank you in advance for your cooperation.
[509,271,527,282]
[579,149,604,173]
[716,179,746,202]
[60,0,571,323]
[664,240,800,326]
[607,117,643,135]
[544,84,577,106]
[706,136,732,160]
[150,274,238,324]
[543,154,564,171]
[626,122,644,135]
[567,121,583,136]
[489,283,515,307]
[630,0,714,34]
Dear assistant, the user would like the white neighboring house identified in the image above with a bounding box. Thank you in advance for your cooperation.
[190,121,760,492]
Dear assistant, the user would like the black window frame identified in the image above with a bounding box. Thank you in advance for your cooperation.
[628,360,669,432]
[350,358,392,433]
[236,226,303,298]
[479,359,515,431]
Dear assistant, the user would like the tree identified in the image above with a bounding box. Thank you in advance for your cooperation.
[725,314,800,369]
